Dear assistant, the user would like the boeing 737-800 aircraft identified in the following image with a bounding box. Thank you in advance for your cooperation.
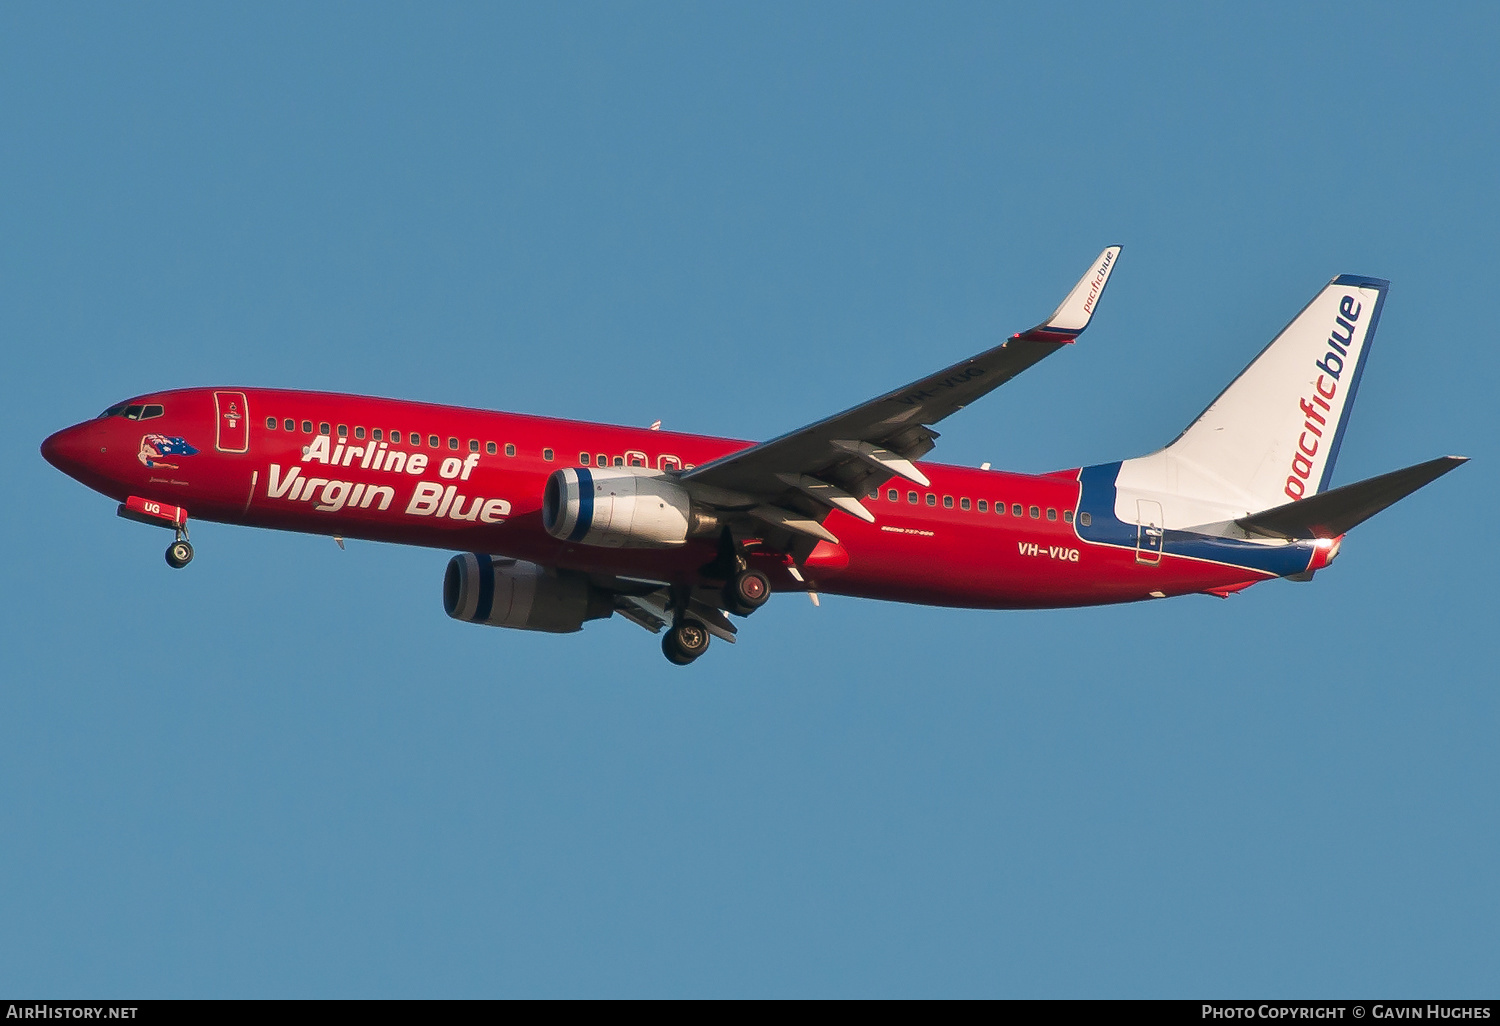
[41,248,1466,664]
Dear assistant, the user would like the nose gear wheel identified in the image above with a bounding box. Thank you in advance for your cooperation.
[166,539,194,568]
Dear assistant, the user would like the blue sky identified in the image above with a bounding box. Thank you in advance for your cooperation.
[2,2,1495,997]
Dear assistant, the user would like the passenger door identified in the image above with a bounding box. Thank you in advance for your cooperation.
[214,391,250,453]
[1135,499,1164,565]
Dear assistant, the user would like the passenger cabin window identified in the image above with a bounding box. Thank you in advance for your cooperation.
[612,456,624,467]
[303,421,313,433]
[1012,503,1023,517]
[926,494,936,507]
[448,438,458,450]
[960,498,970,511]
[888,489,899,501]
[285,419,295,431]
[372,429,383,441]
[338,425,348,438]
[354,427,365,439]
[505,444,516,457]
[1029,506,1040,519]
[580,453,591,465]
[469,440,479,453]
[978,500,988,512]
[266,417,277,429]
[429,435,439,448]
[1047,508,1057,521]
[943,496,954,508]
[486,442,497,455]
[1063,510,1074,524]
[908,491,917,504]
[320,423,330,435]
[544,448,555,461]
[1080,512,1092,527]
[629,456,642,467]
[596,454,607,467]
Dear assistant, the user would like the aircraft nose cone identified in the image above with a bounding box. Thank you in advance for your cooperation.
[41,424,93,478]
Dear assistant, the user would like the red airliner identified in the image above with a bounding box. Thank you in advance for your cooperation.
[41,248,1466,664]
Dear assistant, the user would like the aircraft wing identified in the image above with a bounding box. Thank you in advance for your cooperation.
[680,246,1121,553]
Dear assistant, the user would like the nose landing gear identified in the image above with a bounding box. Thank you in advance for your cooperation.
[117,496,195,569]
[166,536,194,569]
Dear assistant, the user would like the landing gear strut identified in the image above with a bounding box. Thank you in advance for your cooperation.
[662,619,710,665]
[166,530,193,569]
[705,531,772,618]
[117,497,195,568]
[724,568,770,617]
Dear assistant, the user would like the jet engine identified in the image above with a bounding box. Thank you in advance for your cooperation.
[542,466,716,548]
[443,554,613,633]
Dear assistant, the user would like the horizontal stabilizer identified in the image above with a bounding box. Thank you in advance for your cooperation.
[1236,455,1468,539]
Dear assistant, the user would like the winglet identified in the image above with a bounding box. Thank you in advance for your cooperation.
[1013,245,1122,342]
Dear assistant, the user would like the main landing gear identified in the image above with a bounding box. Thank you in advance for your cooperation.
[662,618,711,666]
[660,537,775,665]
[706,532,772,619]
[724,568,770,617]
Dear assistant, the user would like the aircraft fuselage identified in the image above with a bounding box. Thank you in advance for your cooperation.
[42,386,1310,610]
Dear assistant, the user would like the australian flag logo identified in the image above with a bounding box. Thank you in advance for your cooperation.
[138,434,199,469]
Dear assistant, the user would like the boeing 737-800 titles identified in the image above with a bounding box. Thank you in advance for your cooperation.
[41,248,1467,664]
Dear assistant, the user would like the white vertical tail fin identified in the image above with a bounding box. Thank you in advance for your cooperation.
[1114,275,1389,527]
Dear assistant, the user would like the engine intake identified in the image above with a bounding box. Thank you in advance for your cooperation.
[443,554,612,633]
[543,466,713,548]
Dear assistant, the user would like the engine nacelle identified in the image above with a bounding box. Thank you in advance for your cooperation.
[543,466,709,548]
[443,554,612,633]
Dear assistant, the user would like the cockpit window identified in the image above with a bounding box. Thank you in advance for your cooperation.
[99,402,164,420]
